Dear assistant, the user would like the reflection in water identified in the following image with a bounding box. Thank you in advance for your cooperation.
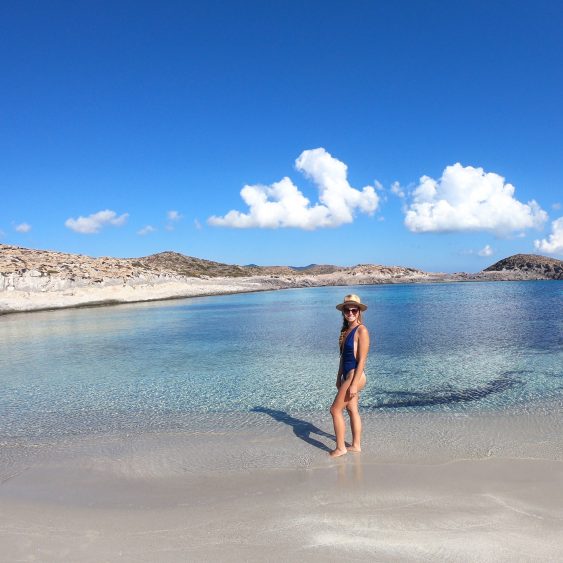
[335,452,364,486]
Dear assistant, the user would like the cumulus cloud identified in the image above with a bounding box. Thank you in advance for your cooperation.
[534,217,563,255]
[478,244,493,257]
[208,148,379,230]
[65,210,129,234]
[15,223,32,233]
[404,163,547,235]
[137,225,156,236]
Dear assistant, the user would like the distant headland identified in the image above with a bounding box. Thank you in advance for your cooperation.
[0,244,561,314]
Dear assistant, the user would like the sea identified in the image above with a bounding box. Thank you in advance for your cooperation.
[1,281,562,440]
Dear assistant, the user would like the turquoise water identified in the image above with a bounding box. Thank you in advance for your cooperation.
[1,282,562,438]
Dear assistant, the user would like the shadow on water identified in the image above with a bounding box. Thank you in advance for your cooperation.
[251,407,334,452]
[365,372,524,410]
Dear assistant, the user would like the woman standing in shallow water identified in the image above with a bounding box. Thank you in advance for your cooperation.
[330,294,370,458]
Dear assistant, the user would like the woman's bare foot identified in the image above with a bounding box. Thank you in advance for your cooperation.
[329,447,347,457]
[347,445,361,453]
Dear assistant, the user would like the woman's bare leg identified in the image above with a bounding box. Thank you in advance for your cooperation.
[346,373,366,452]
[329,407,347,456]
[346,396,362,451]
[329,382,350,457]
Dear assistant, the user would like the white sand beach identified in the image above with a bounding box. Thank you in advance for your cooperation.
[1,409,562,562]
[0,276,280,314]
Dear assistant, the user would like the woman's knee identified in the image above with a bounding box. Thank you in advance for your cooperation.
[330,403,343,417]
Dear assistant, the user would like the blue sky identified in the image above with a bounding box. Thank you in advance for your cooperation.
[2,1,562,272]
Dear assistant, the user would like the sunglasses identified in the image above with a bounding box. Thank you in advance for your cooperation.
[343,307,359,314]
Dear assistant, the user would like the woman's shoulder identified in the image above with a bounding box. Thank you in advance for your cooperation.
[357,324,369,335]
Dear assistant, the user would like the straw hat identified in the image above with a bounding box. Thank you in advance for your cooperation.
[335,294,367,311]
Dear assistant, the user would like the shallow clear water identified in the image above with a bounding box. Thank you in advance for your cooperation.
[1,282,562,438]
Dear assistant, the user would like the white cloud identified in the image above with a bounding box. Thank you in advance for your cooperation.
[208,148,380,230]
[65,210,129,234]
[167,210,182,221]
[194,219,202,230]
[164,210,182,231]
[534,217,563,255]
[137,225,156,236]
[478,244,493,257]
[15,223,32,233]
[390,181,405,199]
[552,202,561,210]
[404,163,547,235]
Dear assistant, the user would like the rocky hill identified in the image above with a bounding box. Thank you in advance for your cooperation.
[0,244,425,281]
[133,251,255,278]
[0,246,246,280]
[484,254,563,280]
[0,244,560,314]
[2,244,561,283]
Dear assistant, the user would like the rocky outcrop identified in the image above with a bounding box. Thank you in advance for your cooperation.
[484,254,563,280]
[0,244,560,314]
[0,245,246,280]
[0,244,437,289]
[135,251,256,277]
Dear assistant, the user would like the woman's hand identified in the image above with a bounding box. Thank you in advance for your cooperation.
[349,384,358,398]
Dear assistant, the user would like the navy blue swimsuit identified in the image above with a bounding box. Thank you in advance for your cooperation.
[341,326,359,378]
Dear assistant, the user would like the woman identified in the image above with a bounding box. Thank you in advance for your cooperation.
[329,294,370,457]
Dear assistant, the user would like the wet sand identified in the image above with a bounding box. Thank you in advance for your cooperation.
[1,410,562,562]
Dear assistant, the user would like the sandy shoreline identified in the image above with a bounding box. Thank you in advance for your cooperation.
[0,276,282,315]
[2,272,559,316]
[2,410,562,561]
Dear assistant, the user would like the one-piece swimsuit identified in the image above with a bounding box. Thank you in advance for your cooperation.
[341,326,359,381]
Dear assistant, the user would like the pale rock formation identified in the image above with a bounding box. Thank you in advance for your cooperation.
[1,244,560,314]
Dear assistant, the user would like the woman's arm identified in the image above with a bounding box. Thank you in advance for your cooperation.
[349,326,370,397]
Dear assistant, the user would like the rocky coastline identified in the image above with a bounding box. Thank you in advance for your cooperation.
[1,245,561,314]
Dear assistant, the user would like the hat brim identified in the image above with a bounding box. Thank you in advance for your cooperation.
[336,301,367,311]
